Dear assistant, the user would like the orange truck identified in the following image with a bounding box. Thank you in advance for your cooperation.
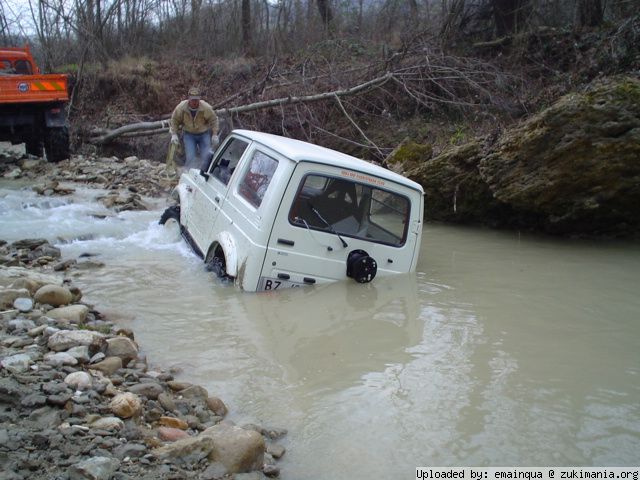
[0,45,70,162]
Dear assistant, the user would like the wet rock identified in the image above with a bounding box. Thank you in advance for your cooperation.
[202,423,265,474]
[64,371,93,391]
[263,464,280,477]
[128,382,163,400]
[166,381,192,391]
[89,356,122,375]
[46,304,90,324]
[266,443,286,459]
[110,392,142,419]
[157,392,176,412]
[105,337,138,365]
[48,330,106,352]
[67,345,91,363]
[68,456,120,480]
[201,462,229,480]
[10,239,48,250]
[179,385,208,401]
[34,284,73,307]
[206,396,228,417]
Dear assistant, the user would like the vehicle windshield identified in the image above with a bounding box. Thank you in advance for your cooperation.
[288,174,410,247]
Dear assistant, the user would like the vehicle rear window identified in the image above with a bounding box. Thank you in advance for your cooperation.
[238,150,278,208]
[288,174,410,247]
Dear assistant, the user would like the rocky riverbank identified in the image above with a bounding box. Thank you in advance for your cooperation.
[1,156,287,478]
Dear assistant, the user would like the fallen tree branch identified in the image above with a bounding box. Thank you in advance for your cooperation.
[90,72,393,144]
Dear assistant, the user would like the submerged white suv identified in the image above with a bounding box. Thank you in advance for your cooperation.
[161,130,424,292]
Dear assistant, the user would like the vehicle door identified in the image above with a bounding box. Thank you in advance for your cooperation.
[261,163,418,289]
[184,136,250,252]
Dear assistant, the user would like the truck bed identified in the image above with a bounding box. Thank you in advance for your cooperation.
[0,73,68,104]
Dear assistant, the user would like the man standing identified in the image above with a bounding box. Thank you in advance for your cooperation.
[170,87,219,169]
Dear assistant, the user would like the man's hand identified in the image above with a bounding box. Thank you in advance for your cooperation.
[171,133,179,145]
[211,134,219,148]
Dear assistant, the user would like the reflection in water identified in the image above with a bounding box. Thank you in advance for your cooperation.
[1,185,639,478]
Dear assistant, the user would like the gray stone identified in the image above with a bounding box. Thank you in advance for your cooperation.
[48,329,106,352]
[67,345,91,363]
[179,385,209,401]
[46,304,89,324]
[68,456,120,480]
[64,371,93,390]
[13,297,33,312]
[128,382,163,400]
[158,392,176,412]
[7,318,36,332]
[113,443,147,460]
[44,351,79,367]
[0,353,32,373]
[88,416,124,432]
[266,443,286,459]
[200,462,229,480]
[21,393,47,408]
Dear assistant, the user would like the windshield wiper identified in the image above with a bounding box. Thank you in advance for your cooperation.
[307,200,348,248]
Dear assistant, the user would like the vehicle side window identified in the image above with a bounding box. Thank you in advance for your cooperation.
[209,138,249,185]
[0,60,15,74]
[238,150,278,208]
[288,174,410,247]
[14,60,32,75]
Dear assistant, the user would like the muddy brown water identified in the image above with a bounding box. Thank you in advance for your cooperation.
[1,183,639,478]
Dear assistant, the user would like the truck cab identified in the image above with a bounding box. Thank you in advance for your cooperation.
[164,130,424,292]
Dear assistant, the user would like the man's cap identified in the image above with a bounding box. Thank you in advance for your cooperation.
[188,86,201,99]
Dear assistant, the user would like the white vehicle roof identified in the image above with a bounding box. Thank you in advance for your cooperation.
[232,129,424,194]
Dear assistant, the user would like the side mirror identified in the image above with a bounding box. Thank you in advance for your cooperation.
[199,169,209,180]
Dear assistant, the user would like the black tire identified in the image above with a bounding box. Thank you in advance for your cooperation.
[205,248,229,279]
[44,127,70,163]
[25,137,43,157]
[159,205,180,225]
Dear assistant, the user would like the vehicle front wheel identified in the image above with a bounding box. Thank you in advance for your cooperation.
[159,205,180,225]
[205,248,230,280]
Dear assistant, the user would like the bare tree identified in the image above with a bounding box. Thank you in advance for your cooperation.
[575,0,603,28]
[491,0,529,36]
[316,0,333,34]
[242,0,251,53]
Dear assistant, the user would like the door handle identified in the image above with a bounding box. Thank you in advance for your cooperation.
[214,196,220,203]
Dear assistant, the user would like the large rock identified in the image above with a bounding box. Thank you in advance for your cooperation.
[105,336,138,365]
[407,75,640,235]
[479,75,640,234]
[34,284,73,307]
[47,329,106,353]
[202,423,265,474]
[46,304,90,324]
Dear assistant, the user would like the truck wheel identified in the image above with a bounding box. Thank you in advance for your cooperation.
[25,138,43,157]
[44,127,70,163]
[159,205,180,225]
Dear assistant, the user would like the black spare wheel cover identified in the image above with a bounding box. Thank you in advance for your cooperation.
[346,249,377,283]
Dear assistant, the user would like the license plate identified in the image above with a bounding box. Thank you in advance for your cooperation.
[258,277,304,291]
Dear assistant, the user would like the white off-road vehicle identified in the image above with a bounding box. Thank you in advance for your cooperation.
[161,130,424,292]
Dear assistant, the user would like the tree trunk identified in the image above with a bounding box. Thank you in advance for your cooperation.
[316,0,333,33]
[575,0,603,28]
[242,0,251,54]
[492,0,529,37]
